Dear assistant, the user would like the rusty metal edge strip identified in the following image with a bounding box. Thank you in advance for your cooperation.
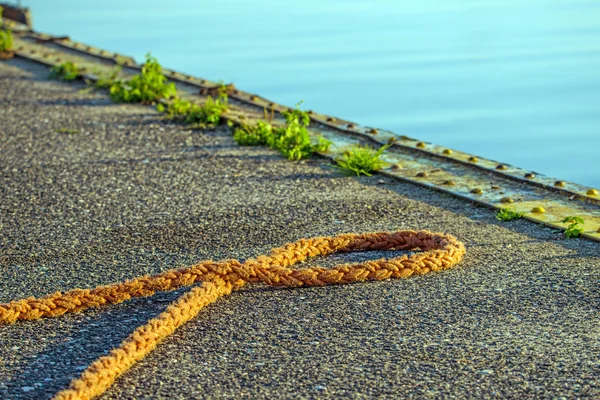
[211,89,600,205]
[4,25,599,242]
[26,33,136,66]
[222,111,600,243]
[6,22,597,205]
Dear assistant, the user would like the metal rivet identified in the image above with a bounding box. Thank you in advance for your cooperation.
[500,197,514,204]
[391,164,402,170]
[443,180,456,186]
[496,164,508,170]
[525,173,535,179]
[442,149,452,155]
[468,156,478,163]
[471,188,483,194]
[587,189,598,195]
[554,180,565,187]
[326,117,336,122]
[416,172,428,178]
[531,206,545,213]
[416,142,426,148]
[347,123,355,129]
[369,128,378,135]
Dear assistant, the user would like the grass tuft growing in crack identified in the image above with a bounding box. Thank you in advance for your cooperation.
[0,7,14,54]
[50,61,79,81]
[234,121,272,146]
[267,101,331,161]
[109,53,176,103]
[336,144,390,176]
[157,92,228,128]
[496,208,525,221]
[562,216,584,238]
[232,102,331,160]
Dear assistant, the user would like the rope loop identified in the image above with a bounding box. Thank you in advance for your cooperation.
[0,230,465,400]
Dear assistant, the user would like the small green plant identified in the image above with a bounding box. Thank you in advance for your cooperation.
[231,101,330,159]
[158,97,193,118]
[56,128,79,134]
[109,53,176,103]
[234,121,272,146]
[496,208,525,221]
[264,101,330,161]
[49,61,79,81]
[158,94,228,127]
[336,144,390,176]
[0,7,13,53]
[562,216,584,238]
[314,136,332,152]
[0,28,12,52]
[189,95,228,125]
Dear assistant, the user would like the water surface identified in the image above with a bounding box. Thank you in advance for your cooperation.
[23,0,600,186]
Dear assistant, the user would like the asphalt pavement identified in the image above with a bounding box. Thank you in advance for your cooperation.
[1,58,599,399]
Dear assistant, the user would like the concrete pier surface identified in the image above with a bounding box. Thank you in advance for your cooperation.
[1,58,599,399]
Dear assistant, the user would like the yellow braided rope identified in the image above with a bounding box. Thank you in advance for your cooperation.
[0,230,465,400]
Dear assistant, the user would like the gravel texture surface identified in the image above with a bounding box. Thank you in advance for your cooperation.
[1,58,599,399]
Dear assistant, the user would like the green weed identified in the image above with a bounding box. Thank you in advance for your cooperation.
[266,101,330,161]
[231,101,330,160]
[562,216,584,238]
[0,28,12,52]
[157,94,228,127]
[0,6,13,52]
[496,208,525,221]
[0,7,13,53]
[314,136,332,152]
[109,53,176,103]
[56,128,79,134]
[188,95,228,125]
[234,121,272,146]
[157,97,193,118]
[50,61,79,81]
[336,144,390,176]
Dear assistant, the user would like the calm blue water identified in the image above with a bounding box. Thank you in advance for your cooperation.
[23,0,600,187]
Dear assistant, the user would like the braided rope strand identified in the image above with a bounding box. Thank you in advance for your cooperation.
[53,279,233,400]
[0,230,465,400]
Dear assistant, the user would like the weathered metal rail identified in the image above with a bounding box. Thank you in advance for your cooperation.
[2,14,599,242]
